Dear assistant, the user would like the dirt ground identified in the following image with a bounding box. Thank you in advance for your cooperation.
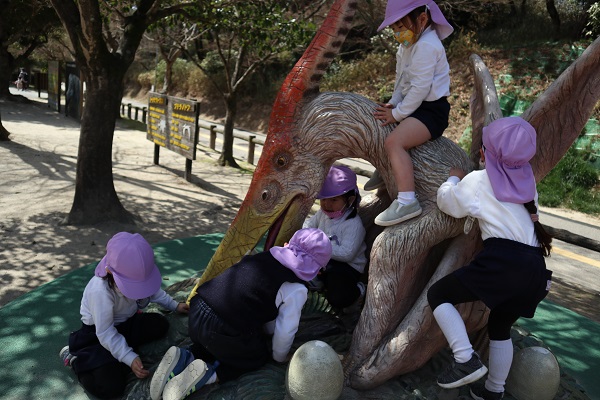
[1,92,600,327]
[0,94,252,307]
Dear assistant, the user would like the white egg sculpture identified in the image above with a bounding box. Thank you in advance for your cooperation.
[286,340,344,400]
[505,346,560,400]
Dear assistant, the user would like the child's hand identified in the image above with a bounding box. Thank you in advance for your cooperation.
[176,302,190,314]
[374,105,397,126]
[131,357,149,379]
[449,167,466,179]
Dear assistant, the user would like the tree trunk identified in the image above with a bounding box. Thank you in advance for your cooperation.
[218,95,240,168]
[546,0,561,33]
[64,74,134,225]
[163,59,174,94]
[0,44,14,98]
[0,110,10,141]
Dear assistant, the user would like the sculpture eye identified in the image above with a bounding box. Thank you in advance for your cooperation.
[273,152,292,170]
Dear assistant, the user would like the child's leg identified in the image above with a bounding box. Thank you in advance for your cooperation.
[427,274,488,388]
[386,117,431,195]
[484,309,519,394]
[117,312,170,347]
[375,118,430,226]
[322,261,361,308]
[188,296,269,382]
[77,361,129,399]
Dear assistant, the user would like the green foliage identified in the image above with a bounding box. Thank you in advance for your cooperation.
[194,1,316,60]
[322,53,395,102]
[446,30,481,62]
[585,2,600,38]
[538,147,600,214]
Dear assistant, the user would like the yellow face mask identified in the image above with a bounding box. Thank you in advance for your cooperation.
[394,28,417,48]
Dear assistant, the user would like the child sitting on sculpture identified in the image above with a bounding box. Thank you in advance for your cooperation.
[365,0,454,227]
[303,165,367,311]
[149,228,332,400]
[428,117,553,400]
[59,232,189,399]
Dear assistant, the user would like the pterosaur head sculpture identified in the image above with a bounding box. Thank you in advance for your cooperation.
[189,0,600,389]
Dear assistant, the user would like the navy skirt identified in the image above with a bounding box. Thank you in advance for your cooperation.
[454,238,552,318]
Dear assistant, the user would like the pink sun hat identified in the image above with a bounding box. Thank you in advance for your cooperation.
[482,117,537,204]
[377,0,454,40]
[270,228,332,281]
[95,232,162,299]
[317,165,358,199]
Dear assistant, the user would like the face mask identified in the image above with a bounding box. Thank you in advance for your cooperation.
[323,208,345,219]
[394,28,417,47]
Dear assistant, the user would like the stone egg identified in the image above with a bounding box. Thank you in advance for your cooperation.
[286,340,344,400]
[505,346,560,400]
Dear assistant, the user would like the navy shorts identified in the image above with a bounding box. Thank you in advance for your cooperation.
[454,238,552,318]
[408,97,450,140]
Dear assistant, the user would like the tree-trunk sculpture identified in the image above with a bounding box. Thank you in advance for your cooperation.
[188,0,600,389]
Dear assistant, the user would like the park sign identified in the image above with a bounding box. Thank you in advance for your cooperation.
[147,92,200,181]
[147,92,199,160]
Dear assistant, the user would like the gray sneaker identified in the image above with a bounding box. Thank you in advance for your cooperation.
[59,345,77,368]
[437,352,488,389]
[374,199,422,226]
[364,170,385,191]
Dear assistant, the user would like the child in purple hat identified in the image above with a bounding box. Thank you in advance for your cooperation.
[59,232,189,399]
[428,117,553,400]
[149,228,332,400]
[303,165,367,312]
[367,0,454,227]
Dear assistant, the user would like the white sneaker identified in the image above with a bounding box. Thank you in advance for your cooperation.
[163,359,218,400]
[150,346,194,400]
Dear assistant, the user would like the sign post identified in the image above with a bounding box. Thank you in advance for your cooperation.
[147,93,199,181]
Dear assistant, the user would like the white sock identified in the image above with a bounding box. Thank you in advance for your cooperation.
[485,339,513,393]
[396,191,415,205]
[206,371,218,385]
[432,303,474,363]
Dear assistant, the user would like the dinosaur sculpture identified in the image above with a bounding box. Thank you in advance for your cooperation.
[188,0,600,390]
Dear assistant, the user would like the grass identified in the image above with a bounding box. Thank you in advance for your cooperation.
[538,147,600,215]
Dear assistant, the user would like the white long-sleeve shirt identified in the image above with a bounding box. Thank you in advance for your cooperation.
[264,282,308,362]
[79,276,178,367]
[389,27,451,122]
[303,209,367,273]
[436,170,539,246]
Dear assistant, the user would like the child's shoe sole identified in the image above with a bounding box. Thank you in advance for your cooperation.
[150,346,181,400]
[163,359,208,400]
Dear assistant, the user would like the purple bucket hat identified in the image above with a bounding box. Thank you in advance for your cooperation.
[482,117,537,204]
[317,165,358,199]
[95,232,162,299]
[377,0,454,40]
[269,228,332,281]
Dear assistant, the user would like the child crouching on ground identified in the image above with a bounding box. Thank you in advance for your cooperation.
[59,232,189,399]
[149,228,332,400]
